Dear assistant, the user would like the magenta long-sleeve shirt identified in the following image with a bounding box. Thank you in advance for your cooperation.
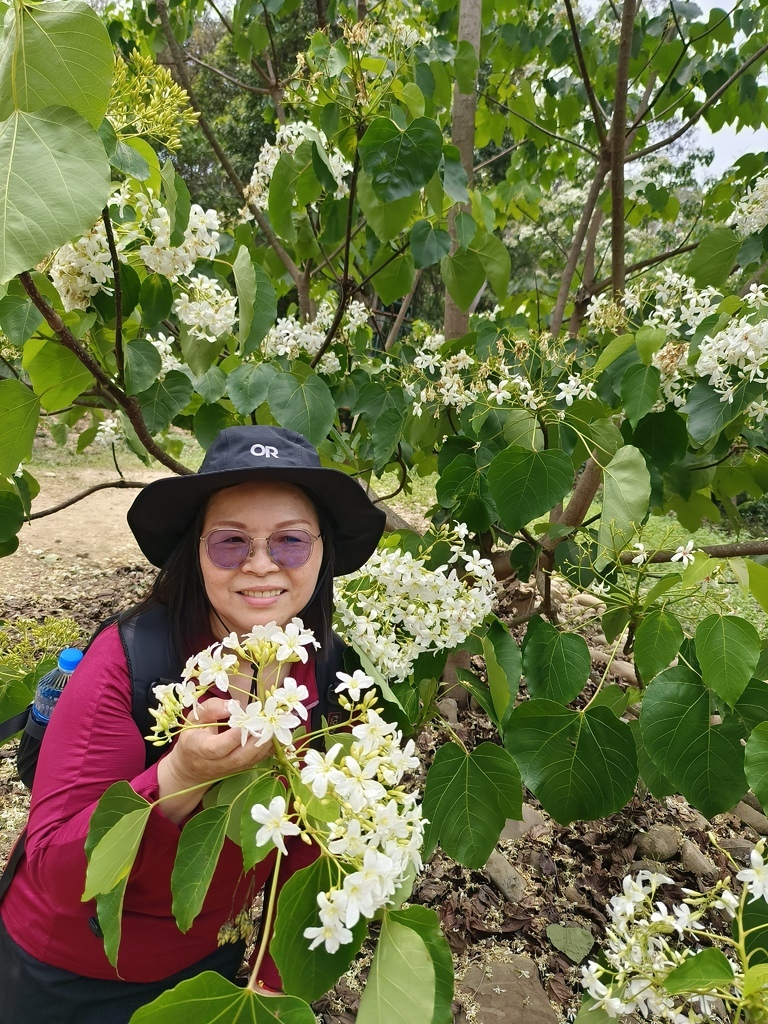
[0,623,318,984]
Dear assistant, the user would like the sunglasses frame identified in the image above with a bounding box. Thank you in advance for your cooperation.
[200,528,322,569]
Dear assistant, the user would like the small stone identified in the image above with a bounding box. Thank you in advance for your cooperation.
[632,858,670,875]
[457,957,559,1024]
[680,839,717,879]
[484,849,527,903]
[633,824,679,861]
[436,697,458,725]
[500,803,546,842]
[719,837,756,864]
[735,800,768,836]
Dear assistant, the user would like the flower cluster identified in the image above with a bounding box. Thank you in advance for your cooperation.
[49,183,227,317]
[695,314,768,404]
[260,298,369,373]
[334,526,495,683]
[95,416,123,446]
[173,274,238,343]
[148,618,318,745]
[300,694,424,952]
[587,269,721,340]
[733,173,768,237]
[242,121,353,214]
[149,616,425,958]
[147,332,184,378]
[582,862,764,1023]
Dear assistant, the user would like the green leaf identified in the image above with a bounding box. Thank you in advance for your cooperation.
[193,366,227,405]
[124,340,162,397]
[422,741,521,868]
[268,365,336,447]
[595,333,635,372]
[139,274,173,328]
[357,906,454,1024]
[454,212,476,250]
[683,379,755,444]
[522,617,591,704]
[171,805,229,933]
[271,857,367,1002]
[21,337,93,411]
[358,117,443,202]
[435,452,497,532]
[439,145,469,204]
[454,39,478,94]
[357,174,420,242]
[747,560,768,615]
[226,363,276,416]
[440,248,485,311]
[83,784,152,901]
[0,107,111,284]
[504,701,638,824]
[546,924,594,963]
[487,446,573,535]
[371,406,407,473]
[371,248,415,305]
[664,948,734,994]
[268,152,297,241]
[639,669,747,817]
[95,878,129,969]
[130,971,316,1023]
[233,245,277,353]
[481,618,521,721]
[634,610,684,683]
[745,722,768,813]
[0,491,23,543]
[735,895,768,968]
[596,446,650,567]
[695,614,760,708]
[620,364,661,428]
[473,234,510,303]
[410,220,451,269]
[630,719,676,800]
[0,292,42,343]
[100,119,150,179]
[685,227,740,288]
[0,1,114,128]
[136,371,194,435]
[0,378,40,474]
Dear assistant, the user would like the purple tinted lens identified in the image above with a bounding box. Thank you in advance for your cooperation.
[269,530,313,568]
[207,530,251,568]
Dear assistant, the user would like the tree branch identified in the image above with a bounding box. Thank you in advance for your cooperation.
[610,0,637,296]
[183,52,271,95]
[541,455,603,553]
[18,273,191,476]
[550,159,610,336]
[101,207,124,388]
[29,480,147,520]
[481,91,599,159]
[627,39,768,163]
[155,0,303,300]
[385,270,421,350]
[473,141,526,173]
[620,539,768,564]
[563,0,608,147]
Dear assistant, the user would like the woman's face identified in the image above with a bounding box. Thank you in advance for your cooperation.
[200,480,324,639]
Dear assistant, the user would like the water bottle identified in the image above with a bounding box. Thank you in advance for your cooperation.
[30,648,84,726]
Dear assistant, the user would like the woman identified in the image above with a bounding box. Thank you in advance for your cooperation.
[0,425,385,1024]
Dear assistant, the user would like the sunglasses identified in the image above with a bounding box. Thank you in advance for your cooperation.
[201,529,321,570]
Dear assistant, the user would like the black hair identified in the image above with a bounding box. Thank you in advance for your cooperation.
[124,487,336,662]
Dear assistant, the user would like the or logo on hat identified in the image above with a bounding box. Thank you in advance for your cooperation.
[250,444,279,458]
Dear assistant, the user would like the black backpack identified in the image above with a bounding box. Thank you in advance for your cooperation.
[0,604,347,899]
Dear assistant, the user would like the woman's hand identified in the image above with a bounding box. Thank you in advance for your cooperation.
[157,697,273,824]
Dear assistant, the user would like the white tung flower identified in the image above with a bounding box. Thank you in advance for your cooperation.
[670,539,696,569]
[251,795,301,856]
[334,669,375,701]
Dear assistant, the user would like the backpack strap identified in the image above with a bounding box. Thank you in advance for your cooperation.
[117,604,184,770]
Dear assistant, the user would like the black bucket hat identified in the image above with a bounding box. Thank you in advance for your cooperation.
[127,426,386,575]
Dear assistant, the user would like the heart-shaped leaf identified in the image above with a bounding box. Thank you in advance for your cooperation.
[487,446,573,535]
[504,700,637,824]
[695,614,760,708]
[522,616,591,704]
[358,117,443,202]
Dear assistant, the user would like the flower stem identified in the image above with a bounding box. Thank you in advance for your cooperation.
[248,849,283,990]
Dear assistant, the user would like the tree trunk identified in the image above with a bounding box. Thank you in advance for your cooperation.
[443,0,481,340]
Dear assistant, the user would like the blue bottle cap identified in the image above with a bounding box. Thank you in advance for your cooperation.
[58,648,84,673]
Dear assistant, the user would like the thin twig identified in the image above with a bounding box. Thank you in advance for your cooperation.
[564,0,608,146]
[481,91,599,159]
[29,480,147,520]
[385,270,421,350]
[184,53,271,95]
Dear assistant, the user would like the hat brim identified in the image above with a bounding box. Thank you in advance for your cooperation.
[127,466,386,575]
